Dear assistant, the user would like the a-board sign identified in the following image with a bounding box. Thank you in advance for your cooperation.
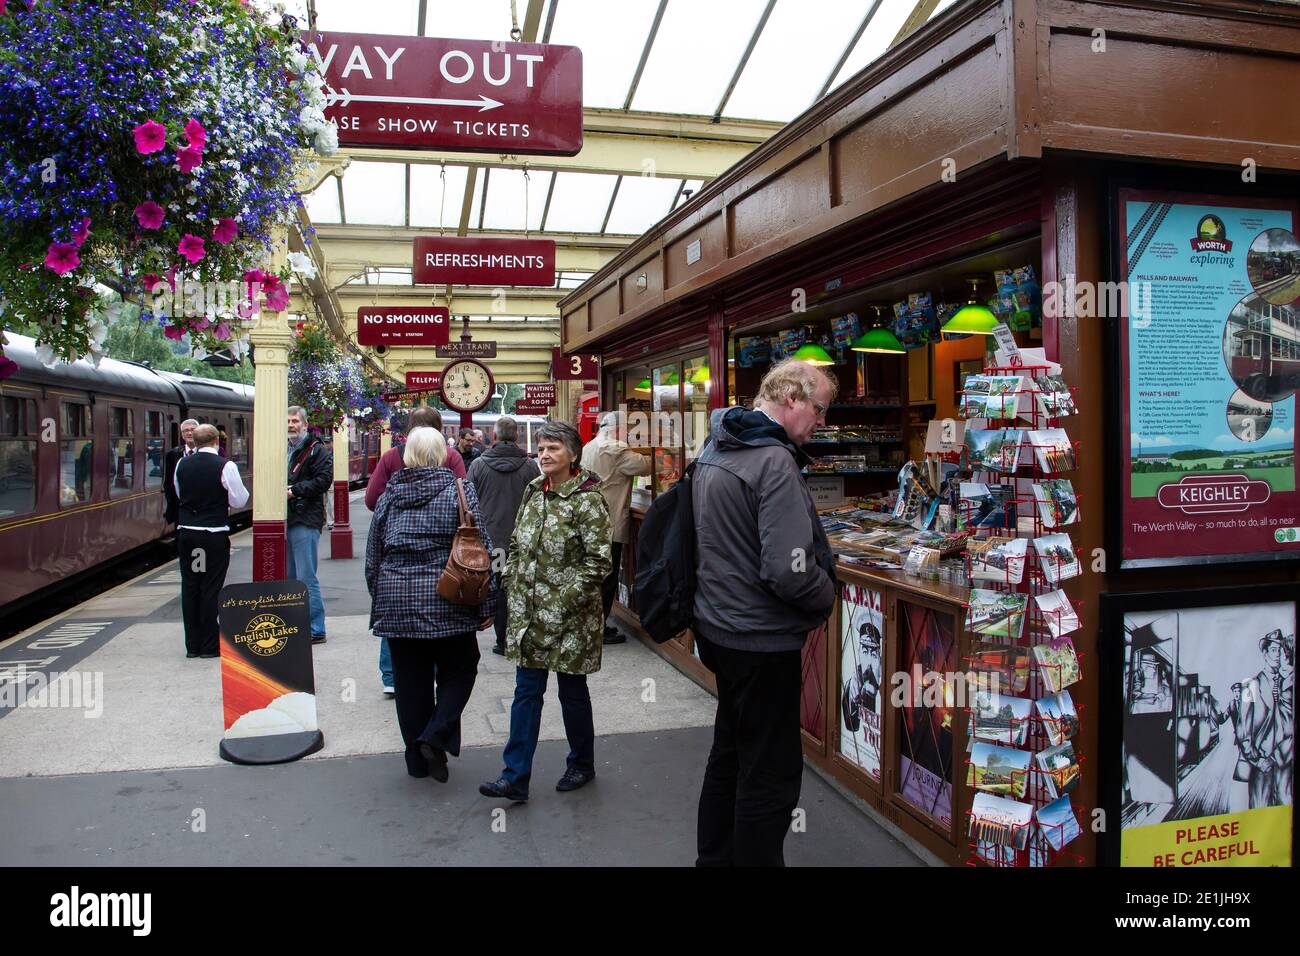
[413,236,556,287]
[357,307,450,346]
[306,32,583,155]
[218,581,323,765]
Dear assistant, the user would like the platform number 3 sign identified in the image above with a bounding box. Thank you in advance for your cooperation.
[552,348,599,381]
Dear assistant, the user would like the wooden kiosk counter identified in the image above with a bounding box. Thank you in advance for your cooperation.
[561,0,1300,867]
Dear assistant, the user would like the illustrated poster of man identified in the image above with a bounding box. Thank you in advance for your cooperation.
[840,585,883,781]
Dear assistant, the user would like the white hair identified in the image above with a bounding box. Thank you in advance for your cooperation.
[180,418,199,429]
[403,426,448,469]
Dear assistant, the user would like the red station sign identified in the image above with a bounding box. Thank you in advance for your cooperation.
[513,402,551,416]
[405,371,443,391]
[524,382,557,404]
[552,348,599,380]
[413,236,556,287]
[357,307,450,346]
[305,32,583,155]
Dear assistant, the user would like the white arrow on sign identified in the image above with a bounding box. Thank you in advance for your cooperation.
[326,88,503,112]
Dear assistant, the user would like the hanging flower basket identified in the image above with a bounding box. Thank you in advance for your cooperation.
[0,0,337,367]
[287,320,370,432]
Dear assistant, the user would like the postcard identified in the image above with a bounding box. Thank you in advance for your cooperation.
[1032,636,1081,694]
[967,742,1032,799]
[1035,690,1078,746]
[1033,374,1076,419]
[972,690,1033,746]
[1034,739,1081,799]
[968,535,1028,584]
[1036,794,1082,851]
[1033,533,1080,584]
[959,482,1016,532]
[968,639,1031,694]
[970,792,1034,850]
[1031,479,1079,528]
[966,588,1027,640]
[1034,589,1080,639]
[964,428,1025,474]
[1025,427,1075,474]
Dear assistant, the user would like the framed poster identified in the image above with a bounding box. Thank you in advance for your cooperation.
[1100,585,1295,867]
[1111,187,1300,568]
[895,598,957,832]
[839,584,884,783]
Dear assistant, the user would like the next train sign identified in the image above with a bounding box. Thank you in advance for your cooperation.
[304,32,583,155]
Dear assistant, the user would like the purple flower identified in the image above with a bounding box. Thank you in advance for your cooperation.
[134,201,165,230]
[212,217,238,244]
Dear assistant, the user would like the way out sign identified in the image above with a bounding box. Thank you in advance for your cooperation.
[305,32,583,155]
[357,307,450,346]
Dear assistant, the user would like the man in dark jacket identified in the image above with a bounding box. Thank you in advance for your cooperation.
[163,418,198,526]
[466,415,541,656]
[691,358,838,866]
[287,406,333,644]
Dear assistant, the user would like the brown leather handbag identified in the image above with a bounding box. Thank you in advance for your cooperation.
[437,479,493,605]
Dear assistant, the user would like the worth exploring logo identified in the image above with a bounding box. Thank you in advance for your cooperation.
[234,613,296,657]
[1190,214,1232,253]
[1156,474,1271,514]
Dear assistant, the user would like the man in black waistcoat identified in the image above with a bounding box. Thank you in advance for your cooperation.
[175,424,250,658]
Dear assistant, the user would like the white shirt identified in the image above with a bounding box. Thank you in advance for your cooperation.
[175,447,250,532]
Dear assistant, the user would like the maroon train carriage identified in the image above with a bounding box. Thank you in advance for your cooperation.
[0,333,255,613]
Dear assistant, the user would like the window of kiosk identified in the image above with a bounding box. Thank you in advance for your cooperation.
[652,361,682,494]
[0,396,38,518]
[683,353,710,462]
[622,365,654,501]
[60,402,93,506]
[110,406,134,497]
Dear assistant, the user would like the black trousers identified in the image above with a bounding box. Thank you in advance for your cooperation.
[695,634,804,867]
[178,529,231,656]
[388,633,480,776]
[600,542,624,629]
[493,582,508,649]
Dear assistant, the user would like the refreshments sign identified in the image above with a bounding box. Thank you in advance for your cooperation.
[356,307,450,346]
[306,32,583,155]
[414,236,556,287]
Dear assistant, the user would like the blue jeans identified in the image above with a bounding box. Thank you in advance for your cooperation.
[286,523,326,638]
[501,666,594,796]
[379,637,393,687]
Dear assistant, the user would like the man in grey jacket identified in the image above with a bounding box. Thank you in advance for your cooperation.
[691,358,838,866]
[467,416,541,655]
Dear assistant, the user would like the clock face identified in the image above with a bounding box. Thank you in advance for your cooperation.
[441,360,494,412]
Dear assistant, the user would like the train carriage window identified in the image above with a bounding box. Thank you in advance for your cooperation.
[60,401,93,506]
[109,407,135,497]
[145,411,164,489]
[231,416,248,466]
[0,396,38,518]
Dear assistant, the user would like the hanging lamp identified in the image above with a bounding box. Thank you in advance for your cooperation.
[850,305,905,354]
[941,277,1000,335]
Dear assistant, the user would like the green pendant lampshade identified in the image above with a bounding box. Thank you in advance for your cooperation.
[941,278,999,335]
[850,325,904,354]
[792,342,835,366]
[635,377,651,391]
[689,365,710,384]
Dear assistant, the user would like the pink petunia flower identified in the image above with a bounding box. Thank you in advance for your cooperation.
[177,234,206,264]
[0,356,19,382]
[184,118,206,149]
[133,120,166,155]
[262,273,289,312]
[44,242,81,276]
[212,217,239,244]
[192,316,211,331]
[214,322,233,342]
[176,145,203,174]
[134,200,166,230]
[72,217,91,247]
[242,268,265,285]
[163,325,185,341]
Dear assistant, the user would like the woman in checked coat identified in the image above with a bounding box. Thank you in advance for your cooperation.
[480,421,611,803]
[366,427,495,782]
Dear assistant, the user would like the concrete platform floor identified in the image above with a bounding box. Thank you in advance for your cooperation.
[0,490,924,866]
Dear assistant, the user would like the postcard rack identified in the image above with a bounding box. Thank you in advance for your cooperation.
[957,356,1085,866]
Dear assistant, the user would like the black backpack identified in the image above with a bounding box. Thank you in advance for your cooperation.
[634,461,697,644]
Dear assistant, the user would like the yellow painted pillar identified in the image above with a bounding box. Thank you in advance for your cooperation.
[249,234,293,581]
[329,416,353,558]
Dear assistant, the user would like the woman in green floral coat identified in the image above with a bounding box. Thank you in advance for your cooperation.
[480,421,611,803]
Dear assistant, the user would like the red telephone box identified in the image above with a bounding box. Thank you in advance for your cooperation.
[578,391,600,444]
